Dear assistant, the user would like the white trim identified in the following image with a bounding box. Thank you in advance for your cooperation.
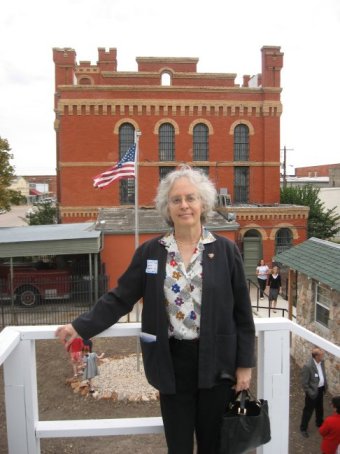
[1,320,340,454]
[36,417,164,438]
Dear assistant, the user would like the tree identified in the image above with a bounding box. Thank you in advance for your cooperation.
[24,201,57,225]
[280,185,340,240]
[0,136,25,210]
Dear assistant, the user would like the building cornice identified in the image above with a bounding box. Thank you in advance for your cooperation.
[55,98,282,118]
[59,161,281,168]
[57,85,282,94]
[60,207,98,219]
[60,204,309,223]
[217,205,310,221]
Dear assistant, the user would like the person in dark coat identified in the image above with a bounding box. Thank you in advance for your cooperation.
[268,265,282,312]
[55,165,256,454]
[300,347,328,438]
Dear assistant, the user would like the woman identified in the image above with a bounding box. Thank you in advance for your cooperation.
[55,165,256,454]
[268,266,281,312]
[256,259,269,300]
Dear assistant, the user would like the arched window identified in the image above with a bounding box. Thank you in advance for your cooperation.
[78,77,92,85]
[119,123,135,159]
[119,123,135,204]
[159,123,175,161]
[193,124,209,161]
[161,72,171,86]
[244,229,261,238]
[234,124,249,161]
[275,228,293,254]
[234,167,249,203]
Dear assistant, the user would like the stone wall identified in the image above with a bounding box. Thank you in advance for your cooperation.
[291,273,340,395]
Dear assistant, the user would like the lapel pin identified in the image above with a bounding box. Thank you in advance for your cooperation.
[208,253,214,259]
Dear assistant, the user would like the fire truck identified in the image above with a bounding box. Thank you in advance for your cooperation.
[0,263,71,307]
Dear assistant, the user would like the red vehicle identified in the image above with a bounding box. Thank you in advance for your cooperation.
[0,263,71,307]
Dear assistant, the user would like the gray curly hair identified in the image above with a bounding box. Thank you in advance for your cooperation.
[155,165,217,226]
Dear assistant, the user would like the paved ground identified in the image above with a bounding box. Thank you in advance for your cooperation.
[0,204,30,227]
[249,283,296,319]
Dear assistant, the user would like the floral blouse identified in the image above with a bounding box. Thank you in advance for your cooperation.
[159,229,216,340]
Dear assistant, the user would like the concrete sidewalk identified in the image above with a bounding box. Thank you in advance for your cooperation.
[0,205,29,227]
[249,285,296,319]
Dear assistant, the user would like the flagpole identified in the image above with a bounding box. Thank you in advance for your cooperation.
[134,130,142,371]
[134,130,141,250]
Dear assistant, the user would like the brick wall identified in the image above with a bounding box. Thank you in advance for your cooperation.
[54,45,284,216]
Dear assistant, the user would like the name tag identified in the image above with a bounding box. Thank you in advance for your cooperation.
[146,259,158,274]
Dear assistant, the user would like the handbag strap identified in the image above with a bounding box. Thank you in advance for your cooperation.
[231,389,263,416]
[237,390,250,415]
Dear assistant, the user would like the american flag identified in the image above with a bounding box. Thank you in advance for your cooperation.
[93,144,136,189]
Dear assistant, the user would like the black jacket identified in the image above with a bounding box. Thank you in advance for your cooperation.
[72,233,256,394]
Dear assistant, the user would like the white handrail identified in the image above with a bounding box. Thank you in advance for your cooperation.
[1,319,339,454]
[0,327,20,364]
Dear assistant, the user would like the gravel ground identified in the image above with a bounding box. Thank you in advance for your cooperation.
[73,354,159,402]
[0,336,333,453]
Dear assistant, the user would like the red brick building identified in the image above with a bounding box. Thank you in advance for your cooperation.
[53,46,308,282]
[295,163,340,178]
[24,175,57,198]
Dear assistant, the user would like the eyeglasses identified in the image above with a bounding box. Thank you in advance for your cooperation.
[169,194,201,206]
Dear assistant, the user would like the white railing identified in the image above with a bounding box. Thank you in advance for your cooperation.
[1,319,340,454]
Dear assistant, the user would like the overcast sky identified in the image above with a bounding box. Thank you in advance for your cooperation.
[1,0,339,175]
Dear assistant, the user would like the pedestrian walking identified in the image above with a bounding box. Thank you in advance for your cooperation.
[268,266,281,312]
[256,259,269,300]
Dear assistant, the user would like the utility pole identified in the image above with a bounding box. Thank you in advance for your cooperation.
[283,146,287,189]
[281,146,294,189]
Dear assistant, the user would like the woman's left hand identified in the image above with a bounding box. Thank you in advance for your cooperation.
[55,323,78,350]
[234,367,252,392]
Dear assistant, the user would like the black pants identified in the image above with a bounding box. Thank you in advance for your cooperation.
[300,386,325,431]
[160,338,235,454]
[257,278,267,298]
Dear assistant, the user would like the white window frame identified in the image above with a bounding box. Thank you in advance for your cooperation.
[314,282,331,328]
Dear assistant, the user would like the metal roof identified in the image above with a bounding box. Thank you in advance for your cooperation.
[0,223,102,258]
[94,207,239,233]
[275,237,340,291]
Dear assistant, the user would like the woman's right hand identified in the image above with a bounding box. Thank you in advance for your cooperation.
[55,324,78,349]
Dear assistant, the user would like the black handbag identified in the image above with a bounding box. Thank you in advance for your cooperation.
[219,389,271,454]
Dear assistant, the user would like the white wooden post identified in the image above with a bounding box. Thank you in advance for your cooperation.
[256,319,290,454]
[4,337,40,454]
